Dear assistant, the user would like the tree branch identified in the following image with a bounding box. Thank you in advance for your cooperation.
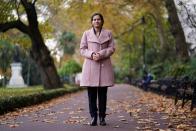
[21,0,38,28]
[32,0,37,5]
[14,0,21,20]
[0,20,29,35]
[115,17,144,39]
[20,0,29,8]
[183,4,196,28]
[179,1,196,28]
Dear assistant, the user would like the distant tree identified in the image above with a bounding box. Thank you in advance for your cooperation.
[165,0,189,61]
[177,0,196,55]
[59,31,76,55]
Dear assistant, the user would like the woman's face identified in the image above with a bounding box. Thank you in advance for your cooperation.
[92,15,102,29]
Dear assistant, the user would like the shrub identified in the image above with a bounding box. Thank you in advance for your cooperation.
[58,59,81,76]
[0,85,81,115]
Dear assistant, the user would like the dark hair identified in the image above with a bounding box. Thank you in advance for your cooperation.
[91,13,104,26]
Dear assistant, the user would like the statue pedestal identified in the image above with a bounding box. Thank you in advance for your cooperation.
[8,63,27,88]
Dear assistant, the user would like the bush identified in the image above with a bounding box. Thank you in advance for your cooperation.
[0,85,82,115]
[58,60,82,83]
[58,60,81,76]
[161,58,196,80]
[184,58,196,80]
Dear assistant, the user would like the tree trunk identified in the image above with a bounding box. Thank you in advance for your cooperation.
[148,1,169,50]
[147,13,170,58]
[24,1,62,89]
[165,0,189,61]
[29,28,62,89]
[155,15,169,49]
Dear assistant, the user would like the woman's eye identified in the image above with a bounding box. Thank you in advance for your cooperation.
[93,19,100,21]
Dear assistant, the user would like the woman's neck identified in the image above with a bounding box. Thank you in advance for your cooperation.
[93,27,102,37]
[94,27,101,33]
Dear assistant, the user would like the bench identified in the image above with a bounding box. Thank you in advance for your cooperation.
[175,77,196,111]
[131,76,196,111]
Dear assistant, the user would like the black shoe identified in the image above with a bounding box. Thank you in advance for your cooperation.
[99,117,106,126]
[90,117,97,126]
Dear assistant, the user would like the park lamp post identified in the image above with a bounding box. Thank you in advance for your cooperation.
[141,16,147,73]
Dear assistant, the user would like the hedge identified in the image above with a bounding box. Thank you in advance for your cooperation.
[0,86,82,115]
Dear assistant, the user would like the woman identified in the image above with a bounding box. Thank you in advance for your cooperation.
[80,13,115,126]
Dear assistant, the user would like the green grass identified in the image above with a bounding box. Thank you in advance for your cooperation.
[0,86,44,98]
[0,84,79,99]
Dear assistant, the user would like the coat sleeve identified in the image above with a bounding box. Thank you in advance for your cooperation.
[80,31,94,59]
[97,31,115,59]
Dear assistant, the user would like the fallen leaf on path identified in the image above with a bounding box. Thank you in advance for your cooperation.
[118,115,125,118]
[122,121,129,124]
[9,124,19,128]
[176,124,190,129]
[119,118,127,121]
[113,125,120,128]
[77,107,84,111]
[42,119,57,123]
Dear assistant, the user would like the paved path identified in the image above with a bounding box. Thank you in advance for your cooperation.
[0,84,196,131]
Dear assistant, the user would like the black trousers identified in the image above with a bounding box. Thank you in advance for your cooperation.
[87,87,108,118]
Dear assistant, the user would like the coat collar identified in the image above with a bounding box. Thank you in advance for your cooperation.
[88,28,110,44]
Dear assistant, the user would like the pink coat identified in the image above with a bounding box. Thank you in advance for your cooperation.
[80,28,115,87]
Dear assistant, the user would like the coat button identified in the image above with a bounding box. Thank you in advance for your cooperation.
[101,64,104,67]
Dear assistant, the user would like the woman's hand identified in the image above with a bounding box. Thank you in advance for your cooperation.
[92,53,100,61]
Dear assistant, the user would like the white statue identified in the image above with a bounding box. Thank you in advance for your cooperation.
[8,63,26,88]
[7,45,26,88]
